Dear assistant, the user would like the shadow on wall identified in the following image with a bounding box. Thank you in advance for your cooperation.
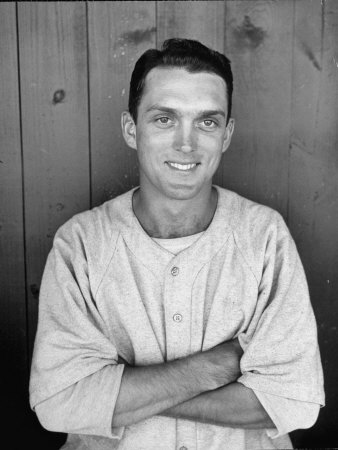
[2,335,66,449]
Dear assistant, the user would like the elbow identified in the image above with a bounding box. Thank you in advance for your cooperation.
[298,403,321,430]
[33,392,75,433]
[34,401,64,432]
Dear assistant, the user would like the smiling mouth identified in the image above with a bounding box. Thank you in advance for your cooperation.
[166,162,199,171]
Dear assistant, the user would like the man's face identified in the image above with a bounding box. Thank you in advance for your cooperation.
[123,67,234,201]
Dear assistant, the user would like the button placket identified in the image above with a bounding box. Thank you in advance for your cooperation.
[177,419,196,450]
[164,258,191,360]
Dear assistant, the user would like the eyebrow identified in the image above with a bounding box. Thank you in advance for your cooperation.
[145,104,226,118]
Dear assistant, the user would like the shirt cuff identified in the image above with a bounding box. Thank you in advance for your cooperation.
[35,363,125,439]
[242,385,320,438]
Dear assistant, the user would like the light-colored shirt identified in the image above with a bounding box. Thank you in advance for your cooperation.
[153,231,205,255]
[30,186,325,450]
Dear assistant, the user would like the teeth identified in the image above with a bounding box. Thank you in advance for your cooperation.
[168,162,197,171]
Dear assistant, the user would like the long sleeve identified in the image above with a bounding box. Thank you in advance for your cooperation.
[237,213,325,435]
[29,213,125,438]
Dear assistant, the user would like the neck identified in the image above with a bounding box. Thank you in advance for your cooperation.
[133,186,218,239]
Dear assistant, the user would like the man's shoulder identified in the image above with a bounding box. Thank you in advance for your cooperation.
[54,188,134,244]
[216,186,291,250]
[216,186,292,282]
[216,186,285,234]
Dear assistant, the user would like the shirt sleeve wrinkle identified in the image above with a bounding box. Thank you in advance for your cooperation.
[237,213,324,430]
[29,215,124,436]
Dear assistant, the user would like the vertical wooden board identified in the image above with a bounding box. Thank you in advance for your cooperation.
[222,0,294,216]
[89,1,156,206]
[0,0,28,419]
[18,2,90,355]
[156,0,226,186]
[288,1,338,446]
[157,0,225,51]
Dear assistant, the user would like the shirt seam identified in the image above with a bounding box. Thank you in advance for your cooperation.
[120,233,167,282]
[94,229,121,300]
[191,231,233,286]
[232,229,260,287]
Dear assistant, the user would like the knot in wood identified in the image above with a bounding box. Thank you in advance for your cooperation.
[52,89,66,104]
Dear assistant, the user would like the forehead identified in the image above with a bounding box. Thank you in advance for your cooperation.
[140,67,227,111]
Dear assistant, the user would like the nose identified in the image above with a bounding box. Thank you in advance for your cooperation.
[181,144,193,153]
[174,121,196,153]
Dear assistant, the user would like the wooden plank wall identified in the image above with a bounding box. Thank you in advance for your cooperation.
[0,1,337,447]
[0,1,28,439]
[18,0,91,362]
[289,1,338,445]
[89,1,156,206]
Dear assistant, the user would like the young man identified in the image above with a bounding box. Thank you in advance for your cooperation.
[30,39,324,449]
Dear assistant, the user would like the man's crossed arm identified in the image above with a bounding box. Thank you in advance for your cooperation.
[112,340,274,429]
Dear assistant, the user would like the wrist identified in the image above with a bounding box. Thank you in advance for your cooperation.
[188,351,224,391]
[195,341,243,389]
[166,352,216,395]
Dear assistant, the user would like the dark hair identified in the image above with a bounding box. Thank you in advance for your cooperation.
[128,38,233,124]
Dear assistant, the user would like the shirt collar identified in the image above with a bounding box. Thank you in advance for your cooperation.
[112,186,238,278]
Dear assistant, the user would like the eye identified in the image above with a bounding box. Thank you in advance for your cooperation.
[202,119,217,128]
[154,116,175,128]
[156,117,171,124]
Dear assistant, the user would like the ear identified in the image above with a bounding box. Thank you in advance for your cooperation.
[121,111,137,150]
[222,118,235,153]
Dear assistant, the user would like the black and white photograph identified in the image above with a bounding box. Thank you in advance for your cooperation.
[0,1,337,449]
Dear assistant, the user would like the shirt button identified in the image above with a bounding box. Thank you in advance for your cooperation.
[173,313,182,323]
[171,266,179,276]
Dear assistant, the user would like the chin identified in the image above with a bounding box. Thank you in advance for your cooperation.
[163,183,204,201]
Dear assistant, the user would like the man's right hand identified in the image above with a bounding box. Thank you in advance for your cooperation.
[194,338,243,390]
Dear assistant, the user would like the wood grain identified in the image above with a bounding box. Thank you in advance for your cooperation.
[18,2,90,356]
[221,0,294,217]
[157,0,225,51]
[89,1,156,206]
[0,0,28,415]
[288,1,338,446]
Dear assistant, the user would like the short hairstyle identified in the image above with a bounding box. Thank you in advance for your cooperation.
[128,38,233,124]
